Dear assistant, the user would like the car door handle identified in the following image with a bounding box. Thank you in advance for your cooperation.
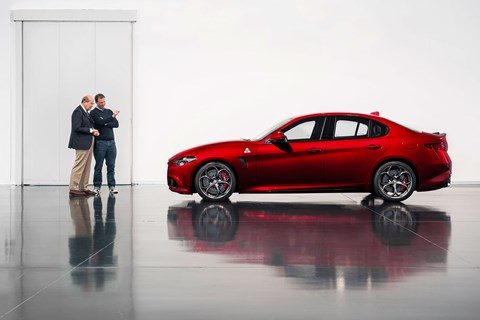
[306,148,322,154]
[366,144,382,150]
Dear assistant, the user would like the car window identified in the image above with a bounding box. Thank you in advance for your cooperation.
[371,120,389,137]
[284,120,316,141]
[334,119,369,138]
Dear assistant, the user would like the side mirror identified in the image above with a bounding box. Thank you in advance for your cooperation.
[269,131,287,143]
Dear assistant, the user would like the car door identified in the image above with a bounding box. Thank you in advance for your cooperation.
[254,117,327,189]
[323,116,389,187]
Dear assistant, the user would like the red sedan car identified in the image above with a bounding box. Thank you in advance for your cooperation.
[167,112,452,202]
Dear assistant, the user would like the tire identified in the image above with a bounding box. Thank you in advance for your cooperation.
[373,161,416,202]
[194,162,236,201]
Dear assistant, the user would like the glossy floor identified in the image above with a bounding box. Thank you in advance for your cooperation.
[0,185,479,319]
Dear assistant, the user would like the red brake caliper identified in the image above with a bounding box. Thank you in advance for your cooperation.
[219,171,229,181]
[400,176,407,192]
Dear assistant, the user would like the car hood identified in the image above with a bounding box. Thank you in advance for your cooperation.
[169,140,253,160]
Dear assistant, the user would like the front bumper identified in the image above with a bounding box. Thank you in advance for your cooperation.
[167,163,194,194]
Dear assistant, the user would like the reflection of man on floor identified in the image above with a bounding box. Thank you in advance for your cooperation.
[92,194,117,267]
[69,198,92,267]
[68,195,117,290]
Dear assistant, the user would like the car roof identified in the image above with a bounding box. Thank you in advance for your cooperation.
[292,112,385,121]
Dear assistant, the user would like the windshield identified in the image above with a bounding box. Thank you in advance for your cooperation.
[250,118,292,141]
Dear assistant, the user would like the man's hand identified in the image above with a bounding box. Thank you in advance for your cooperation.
[92,129,100,137]
[113,110,120,118]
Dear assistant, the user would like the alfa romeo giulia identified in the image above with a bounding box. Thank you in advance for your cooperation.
[167,112,451,202]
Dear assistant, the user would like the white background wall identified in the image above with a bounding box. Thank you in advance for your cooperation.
[1,0,479,184]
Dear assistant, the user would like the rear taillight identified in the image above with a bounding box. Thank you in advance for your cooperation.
[425,142,447,151]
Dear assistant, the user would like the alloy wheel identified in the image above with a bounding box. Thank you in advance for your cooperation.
[195,162,235,201]
[374,161,416,202]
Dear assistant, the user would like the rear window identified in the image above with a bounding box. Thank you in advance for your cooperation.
[335,120,368,138]
[327,116,389,140]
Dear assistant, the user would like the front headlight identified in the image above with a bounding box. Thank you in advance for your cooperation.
[172,156,197,166]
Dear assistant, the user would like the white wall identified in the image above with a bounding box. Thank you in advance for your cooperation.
[2,0,15,185]
[1,0,480,184]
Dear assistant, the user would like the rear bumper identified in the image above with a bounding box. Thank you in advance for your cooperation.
[418,163,452,191]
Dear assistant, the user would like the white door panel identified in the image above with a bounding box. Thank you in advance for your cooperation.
[58,22,96,185]
[94,22,132,186]
[23,22,61,184]
[23,21,132,185]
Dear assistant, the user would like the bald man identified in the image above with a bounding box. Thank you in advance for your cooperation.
[68,95,100,197]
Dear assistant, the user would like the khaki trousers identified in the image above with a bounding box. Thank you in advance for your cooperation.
[69,137,94,191]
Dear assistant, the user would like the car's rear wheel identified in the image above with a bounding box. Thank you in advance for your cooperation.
[194,162,236,201]
[373,161,416,202]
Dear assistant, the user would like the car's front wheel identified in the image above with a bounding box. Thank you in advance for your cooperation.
[373,161,416,202]
[194,162,236,201]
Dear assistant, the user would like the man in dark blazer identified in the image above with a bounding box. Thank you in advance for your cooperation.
[68,95,100,197]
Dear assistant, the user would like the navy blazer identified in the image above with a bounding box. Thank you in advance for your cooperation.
[68,105,95,150]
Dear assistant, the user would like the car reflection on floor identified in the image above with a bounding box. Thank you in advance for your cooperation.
[167,196,451,290]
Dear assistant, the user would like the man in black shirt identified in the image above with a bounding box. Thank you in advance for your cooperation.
[90,93,120,194]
